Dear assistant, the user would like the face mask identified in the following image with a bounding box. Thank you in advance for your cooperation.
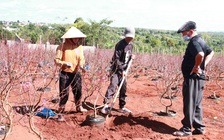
[182,31,192,41]
[182,35,191,41]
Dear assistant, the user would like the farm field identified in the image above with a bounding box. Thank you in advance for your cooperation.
[1,44,224,140]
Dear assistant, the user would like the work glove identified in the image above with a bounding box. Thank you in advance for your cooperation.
[65,62,72,68]
[80,66,86,73]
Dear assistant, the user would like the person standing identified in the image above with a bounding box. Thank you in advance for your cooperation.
[173,21,214,136]
[101,27,136,114]
[54,27,87,121]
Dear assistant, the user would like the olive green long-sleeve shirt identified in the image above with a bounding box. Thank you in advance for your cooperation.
[54,42,85,73]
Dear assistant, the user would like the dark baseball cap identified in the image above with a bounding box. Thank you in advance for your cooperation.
[177,21,196,33]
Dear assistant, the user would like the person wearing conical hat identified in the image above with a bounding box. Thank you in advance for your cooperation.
[54,26,87,121]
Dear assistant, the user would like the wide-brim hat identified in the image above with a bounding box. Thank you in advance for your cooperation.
[61,26,86,38]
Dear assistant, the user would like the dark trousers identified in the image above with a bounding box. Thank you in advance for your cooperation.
[59,71,82,107]
[103,73,127,108]
[181,77,205,134]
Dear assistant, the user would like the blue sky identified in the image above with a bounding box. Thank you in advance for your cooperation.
[1,0,224,32]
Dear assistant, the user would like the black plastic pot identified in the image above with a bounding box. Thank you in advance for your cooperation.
[208,94,220,100]
[158,110,176,117]
[86,114,106,126]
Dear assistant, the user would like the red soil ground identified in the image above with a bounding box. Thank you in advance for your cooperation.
[3,70,224,140]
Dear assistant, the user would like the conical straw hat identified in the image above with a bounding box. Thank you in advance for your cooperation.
[61,26,86,38]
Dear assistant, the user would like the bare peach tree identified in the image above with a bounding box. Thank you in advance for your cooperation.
[0,41,57,140]
[82,49,113,118]
[205,55,224,99]
[150,54,182,115]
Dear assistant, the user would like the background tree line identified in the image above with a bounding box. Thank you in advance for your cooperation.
[1,18,224,54]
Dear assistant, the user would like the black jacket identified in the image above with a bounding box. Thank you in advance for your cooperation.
[110,39,134,74]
